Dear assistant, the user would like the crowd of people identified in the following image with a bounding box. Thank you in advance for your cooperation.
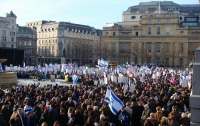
[0,65,192,126]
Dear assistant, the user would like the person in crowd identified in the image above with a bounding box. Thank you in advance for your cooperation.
[23,111,36,126]
[84,116,95,126]
[0,113,8,126]
[58,108,68,126]
[118,107,130,126]
[1,101,12,124]
[154,106,164,124]
[48,104,58,126]
[143,113,159,126]
[140,104,152,125]
[180,113,190,126]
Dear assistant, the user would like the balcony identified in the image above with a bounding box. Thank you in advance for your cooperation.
[188,51,195,55]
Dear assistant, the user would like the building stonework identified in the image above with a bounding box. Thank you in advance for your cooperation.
[102,1,200,66]
[16,26,37,65]
[26,21,101,66]
[0,11,17,48]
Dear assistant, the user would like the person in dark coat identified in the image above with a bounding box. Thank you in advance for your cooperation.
[39,109,49,125]
[58,108,68,126]
[23,111,36,126]
[181,113,190,126]
[48,104,58,126]
[9,118,18,126]
[0,113,8,126]
[74,109,84,126]
[32,102,42,125]
[1,101,12,125]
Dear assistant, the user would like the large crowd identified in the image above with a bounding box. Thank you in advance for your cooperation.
[0,65,192,126]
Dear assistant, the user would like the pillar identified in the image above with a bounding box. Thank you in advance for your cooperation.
[190,47,200,126]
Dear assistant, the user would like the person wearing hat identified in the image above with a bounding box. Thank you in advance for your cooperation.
[0,113,8,126]
[1,100,12,125]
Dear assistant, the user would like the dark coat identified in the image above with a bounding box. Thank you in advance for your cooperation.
[48,109,58,126]
[23,116,36,126]
[58,114,68,126]
[181,117,190,126]
[1,106,12,124]
[144,118,159,126]
[0,117,8,126]
[74,112,84,126]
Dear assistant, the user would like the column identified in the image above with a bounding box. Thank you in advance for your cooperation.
[190,47,200,126]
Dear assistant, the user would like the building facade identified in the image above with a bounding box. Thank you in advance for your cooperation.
[16,26,37,65]
[26,21,101,66]
[0,11,17,48]
[102,1,200,67]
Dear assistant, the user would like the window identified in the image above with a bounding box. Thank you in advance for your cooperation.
[2,24,8,28]
[179,58,183,67]
[148,20,152,24]
[147,57,151,63]
[180,43,184,53]
[165,58,169,66]
[106,32,109,36]
[2,36,6,41]
[119,43,131,53]
[166,27,170,35]
[157,19,161,24]
[12,25,14,29]
[136,32,138,36]
[165,43,169,51]
[156,43,161,52]
[189,43,197,54]
[11,45,14,48]
[186,18,197,22]
[119,57,130,64]
[10,31,15,36]
[2,30,6,35]
[131,16,136,19]
[180,31,184,34]
[157,27,160,35]
[11,37,14,42]
[147,43,152,52]
[156,57,160,64]
[148,27,151,35]
[166,19,170,23]
[113,32,116,36]
[182,22,198,26]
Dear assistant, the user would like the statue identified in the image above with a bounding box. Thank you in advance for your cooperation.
[63,48,66,58]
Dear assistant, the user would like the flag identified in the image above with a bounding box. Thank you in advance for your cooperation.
[23,62,26,68]
[117,66,122,73]
[72,74,79,84]
[0,63,3,72]
[170,76,176,85]
[105,86,124,115]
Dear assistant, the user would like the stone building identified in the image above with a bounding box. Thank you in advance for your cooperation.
[101,1,200,67]
[16,26,37,65]
[0,11,17,48]
[25,21,101,66]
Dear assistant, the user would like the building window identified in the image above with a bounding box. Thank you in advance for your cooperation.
[148,20,152,24]
[182,22,198,26]
[112,43,116,52]
[147,43,152,52]
[166,27,170,35]
[156,43,161,52]
[12,25,14,29]
[2,36,6,41]
[119,57,130,64]
[147,57,151,63]
[106,32,109,36]
[136,32,138,36]
[189,43,197,54]
[179,58,183,67]
[166,19,170,23]
[157,19,161,24]
[165,43,169,51]
[11,37,14,42]
[180,43,184,53]
[10,31,15,36]
[148,27,151,35]
[180,31,184,34]
[157,27,160,35]
[113,32,116,36]
[165,58,169,66]
[186,18,197,22]
[11,45,14,48]
[2,30,6,35]
[156,57,160,64]
[119,43,131,53]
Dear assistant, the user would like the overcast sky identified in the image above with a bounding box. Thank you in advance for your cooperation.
[0,0,199,29]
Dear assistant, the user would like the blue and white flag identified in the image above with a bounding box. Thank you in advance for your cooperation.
[38,65,42,72]
[0,63,3,72]
[72,74,79,84]
[23,62,26,68]
[98,58,108,67]
[105,86,124,115]
[116,66,122,73]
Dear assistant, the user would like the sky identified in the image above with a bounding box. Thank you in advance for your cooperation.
[0,0,199,29]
